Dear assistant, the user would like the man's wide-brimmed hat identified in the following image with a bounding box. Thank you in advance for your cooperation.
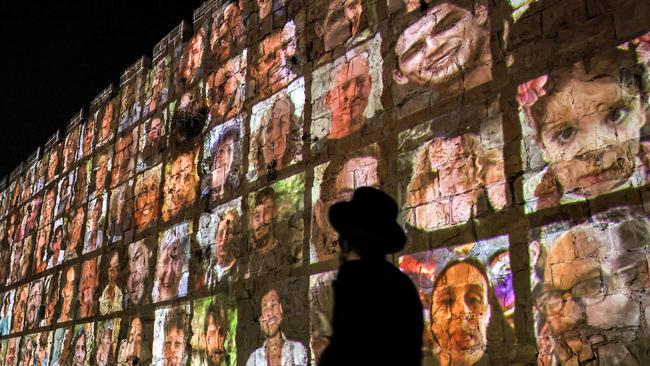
[328,187,406,254]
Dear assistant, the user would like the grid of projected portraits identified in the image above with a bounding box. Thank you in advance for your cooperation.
[0,2,648,366]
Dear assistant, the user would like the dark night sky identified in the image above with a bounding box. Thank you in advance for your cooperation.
[0,0,205,179]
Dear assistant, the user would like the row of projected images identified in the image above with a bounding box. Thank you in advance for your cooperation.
[1,207,649,365]
[0,285,299,366]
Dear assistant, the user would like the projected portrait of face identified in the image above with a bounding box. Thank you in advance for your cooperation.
[147,116,166,146]
[0,292,13,335]
[25,195,42,237]
[192,296,236,366]
[8,239,24,285]
[12,285,28,333]
[254,93,301,177]
[145,59,170,116]
[56,173,73,217]
[251,188,276,256]
[120,317,144,365]
[40,187,56,227]
[205,52,246,121]
[34,332,52,366]
[127,240,152,306]
[72,328,87,366]
[6,338,18,366]
[99,251,123,315]
[324,56,371,139]
[17,336,35,366]
[162,149,198,222]
[154,223,190,302]
[66,206,84,260]
[81,118,95,157]
[47,148,60,183]
[405,133,506,230]
[312,146,379,262]
[135,166,161,233]
[393,0,491,91]
[519,49,647,209]
[84,195,106,253]
[256,0,272,19]
[58,266,77,323]
[26,280,43,329]
[316,0,366,52]
[210,0,245,64]
[159,307,189,366]
[252,21,298,98]
[431,261,490,366]
[18,236,33,280]
[180,27,206,86]
[63,127,80,171]
[42,274,60,327]
[205,121,241,200]
[94,151,111,197]
[99,103,115,145]
[247,288,308,366]
[108,180,133,243]
[112,129,138,187]
[533,218,650,365]
[72,162,90,208]
[96,326,115,366]
[52,327,74,366]
[78,258,99,318]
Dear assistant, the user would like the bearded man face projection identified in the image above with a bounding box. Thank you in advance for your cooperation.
[393,0,491,91]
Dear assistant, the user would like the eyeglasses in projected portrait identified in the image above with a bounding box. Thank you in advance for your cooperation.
[153,222,191,302]
[529,212,650,365]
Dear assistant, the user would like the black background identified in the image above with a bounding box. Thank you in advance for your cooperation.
[0,0,205,178]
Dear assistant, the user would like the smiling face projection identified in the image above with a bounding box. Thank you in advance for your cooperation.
[393,0,491,90]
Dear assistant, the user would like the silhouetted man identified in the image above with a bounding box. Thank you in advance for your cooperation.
[318,187,423,366]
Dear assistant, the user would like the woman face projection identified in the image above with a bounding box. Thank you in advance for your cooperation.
[310,35,382,148]
[190,295,237,366]
[83,194,107,254]
[153,221,191,303]
[126,239,152,307]
[0,291,14,336]
[529,213,650,366]
[248,78,304,182]
[400,116,507,231]
[247,173,304,277]
[153,304,190,366]
[399,237,513,366]
[58,265,77,323]
[311,144,380,263]
[518,48,648,211]
[162,148,199,223]
[202,118,243,203]
[196,199,241,289]
[95,319,120,366]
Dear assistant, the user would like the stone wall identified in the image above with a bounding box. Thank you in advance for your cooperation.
[0,0,649,365]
